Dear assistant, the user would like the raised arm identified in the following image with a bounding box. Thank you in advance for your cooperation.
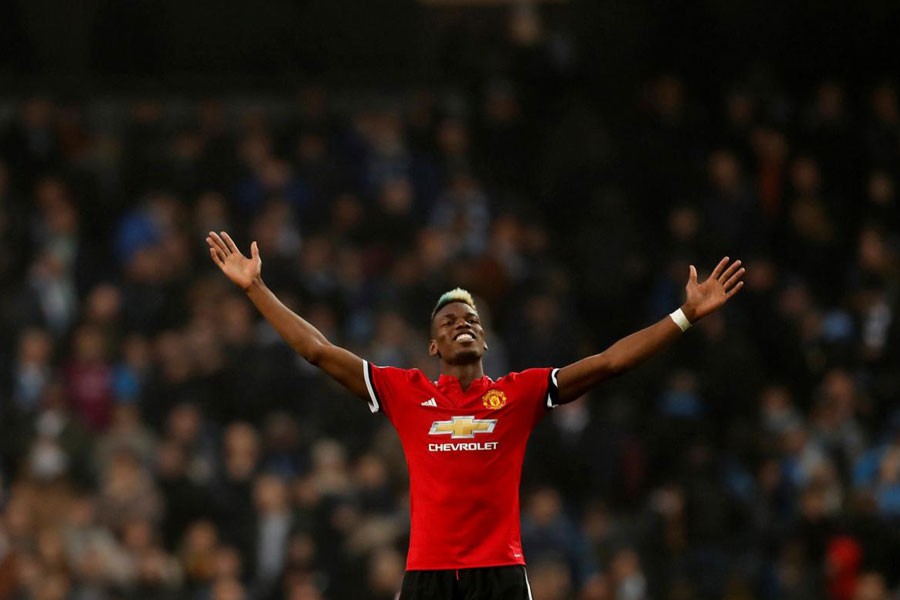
[206,231,369,400]
[556,257,744,403]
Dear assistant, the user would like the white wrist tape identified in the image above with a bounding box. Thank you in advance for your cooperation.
[669,308,692,332]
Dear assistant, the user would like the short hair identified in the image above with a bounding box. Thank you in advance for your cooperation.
[430,288,477,321]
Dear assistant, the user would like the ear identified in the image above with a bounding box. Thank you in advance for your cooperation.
[483,342,489,351]
[428,339,439,357]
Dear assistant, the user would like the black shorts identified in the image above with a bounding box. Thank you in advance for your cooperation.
[399,565,533,600]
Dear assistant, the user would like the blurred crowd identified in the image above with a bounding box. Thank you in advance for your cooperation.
[1,11,900,600]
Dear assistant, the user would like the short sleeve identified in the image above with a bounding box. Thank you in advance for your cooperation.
[499,367,561,410]
[362,361,410,417]
[498,367,561,428]
[545,367,561,409]
[362,360,383,413]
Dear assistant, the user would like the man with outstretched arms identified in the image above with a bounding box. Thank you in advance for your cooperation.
[206,231,744,599]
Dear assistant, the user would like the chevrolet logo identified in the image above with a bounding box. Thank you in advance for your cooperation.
[429,416,497,439]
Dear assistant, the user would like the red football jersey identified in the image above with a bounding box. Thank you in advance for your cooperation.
[363,361,561,570]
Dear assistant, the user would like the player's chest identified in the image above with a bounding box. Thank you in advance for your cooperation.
[412,384,513,413]
[396,385,524,444]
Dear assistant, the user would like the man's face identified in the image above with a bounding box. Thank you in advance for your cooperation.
[429,302,485,364]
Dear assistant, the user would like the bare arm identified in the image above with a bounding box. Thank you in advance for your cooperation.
[206,231,369,400]
[556,257,744,403]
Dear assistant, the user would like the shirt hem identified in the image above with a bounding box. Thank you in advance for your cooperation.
[405,558,526,571]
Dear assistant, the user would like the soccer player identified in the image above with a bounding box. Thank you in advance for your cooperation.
[206,231,744,599]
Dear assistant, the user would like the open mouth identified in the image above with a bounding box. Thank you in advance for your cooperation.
[453,332,476,343]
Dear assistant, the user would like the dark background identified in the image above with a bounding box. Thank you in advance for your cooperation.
[3,0,899,95]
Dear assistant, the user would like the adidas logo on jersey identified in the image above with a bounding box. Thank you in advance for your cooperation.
[421,398,437,407]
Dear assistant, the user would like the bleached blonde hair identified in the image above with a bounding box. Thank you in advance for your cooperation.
[431,288,477,321]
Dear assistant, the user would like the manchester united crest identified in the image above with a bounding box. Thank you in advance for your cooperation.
[482,389,507,410]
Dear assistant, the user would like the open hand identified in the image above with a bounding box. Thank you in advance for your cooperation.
[206,231,261,291]
[682,257,744,322]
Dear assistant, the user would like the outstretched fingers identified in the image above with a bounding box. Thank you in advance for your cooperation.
[718,259,742,284]
[220,231,241,254]
[726,280,745,298]
[723,265,745,290]
[705,256,746,300]
[721,255,746,297]
[207,231,231,256]
[709,256,730,280]
[209,247,226,268]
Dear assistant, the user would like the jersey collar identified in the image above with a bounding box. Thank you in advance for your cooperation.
[436,373,492,395]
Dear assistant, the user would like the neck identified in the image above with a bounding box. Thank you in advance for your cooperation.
[440,361,484,390]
